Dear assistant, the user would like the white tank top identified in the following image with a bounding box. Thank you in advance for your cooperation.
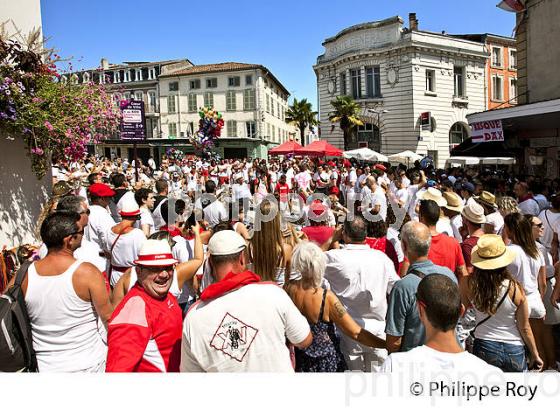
[128,266,181,299]
[25,260,107,372]
[473,280,523,345]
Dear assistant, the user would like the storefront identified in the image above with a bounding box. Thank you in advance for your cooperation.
[466,98,560,177]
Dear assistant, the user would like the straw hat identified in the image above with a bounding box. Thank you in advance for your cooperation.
[471,234,516,270]
[134,239,178,266]
[417,187,447,207]
[443,192,464,213]
[462,201,486,224]
[476,191,498,209]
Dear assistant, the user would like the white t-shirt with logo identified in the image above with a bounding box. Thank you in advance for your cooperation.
[381,345,502,374]
[181,283,310,372]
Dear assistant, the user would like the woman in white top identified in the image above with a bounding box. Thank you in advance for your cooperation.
[503,213,547,367]
[528,214,559,369]
[468,234,542,372]
[134,188,155,237]
[248,200,292,285]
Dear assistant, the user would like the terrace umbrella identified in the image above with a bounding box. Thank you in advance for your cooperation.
[269,140,303,155]
[343,148,387,162]
[295,140,343,157]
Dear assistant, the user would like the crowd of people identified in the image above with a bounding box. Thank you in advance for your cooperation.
[3,151,560,373]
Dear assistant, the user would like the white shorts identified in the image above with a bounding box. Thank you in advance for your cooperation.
[527,292,546,319]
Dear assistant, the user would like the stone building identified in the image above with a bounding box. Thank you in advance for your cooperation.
[314,14,488,167]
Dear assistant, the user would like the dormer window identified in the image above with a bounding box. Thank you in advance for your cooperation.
[83,72,90,83]
[114,71,121,83]
[124,70,131,82]
[148,67,156,80]
[136,69,143,81]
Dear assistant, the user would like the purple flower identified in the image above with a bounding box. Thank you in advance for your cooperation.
[23,127,31,134]
[5,90,10,96]
[0,112,8,119]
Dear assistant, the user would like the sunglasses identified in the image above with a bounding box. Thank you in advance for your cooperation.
[533,223,543,228]
[69,229,84,237]
[80,209,91,216]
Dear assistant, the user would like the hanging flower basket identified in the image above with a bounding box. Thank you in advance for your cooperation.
[0,39,120,179]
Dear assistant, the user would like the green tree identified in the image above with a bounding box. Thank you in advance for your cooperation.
[284,98,318,146]
[328,95,363,151]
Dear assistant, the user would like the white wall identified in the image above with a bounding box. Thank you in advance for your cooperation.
[0,0,42,39]
[0,133,50,247]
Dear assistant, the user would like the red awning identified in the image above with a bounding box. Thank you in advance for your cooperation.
[268,140,303,155]
[295,140,343,157]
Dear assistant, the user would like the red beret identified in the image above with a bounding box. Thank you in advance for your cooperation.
[327,161,336,167]
[89,183,115,198]
[328,186,340,195]
[374,164,387,172]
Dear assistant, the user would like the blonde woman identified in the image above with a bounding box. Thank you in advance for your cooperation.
[497,196,520,238]
[248,200,292,285]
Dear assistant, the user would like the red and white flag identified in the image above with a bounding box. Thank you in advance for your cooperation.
[497,0,525,12]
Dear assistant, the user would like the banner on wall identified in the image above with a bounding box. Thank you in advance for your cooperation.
[470,120,504,143]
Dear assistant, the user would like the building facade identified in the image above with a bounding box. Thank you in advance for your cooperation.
[467,0,560,177]
[314,14,488,167]
[453,34,517,110]
[158,62,291,159]
[61,58,193,163]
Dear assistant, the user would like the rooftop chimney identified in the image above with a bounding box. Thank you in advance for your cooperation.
[100,58,109,70]
[409,13,418,31]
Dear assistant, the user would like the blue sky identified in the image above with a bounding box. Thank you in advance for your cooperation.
[42,0,515,108]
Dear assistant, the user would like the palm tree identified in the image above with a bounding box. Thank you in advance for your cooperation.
[284,98,318,146]
[328,95,363,151]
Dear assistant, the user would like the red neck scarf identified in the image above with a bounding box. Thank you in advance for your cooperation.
[160,225,182,237]
[519,194,534,203]
[200,270,261,301]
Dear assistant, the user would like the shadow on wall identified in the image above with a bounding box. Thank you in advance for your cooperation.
[0,132,50,248]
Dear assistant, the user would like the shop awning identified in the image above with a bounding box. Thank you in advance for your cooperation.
[295,140,343,157]
[467,98,560,132]
[269,139,302,155]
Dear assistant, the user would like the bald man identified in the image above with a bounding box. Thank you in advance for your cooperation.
[385,221,457,353]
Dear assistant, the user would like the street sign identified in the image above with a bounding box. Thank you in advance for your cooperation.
[470,120,504,143]
[420,112,431,131]
[120,99,146,140]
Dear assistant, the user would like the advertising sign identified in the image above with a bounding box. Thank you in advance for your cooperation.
[420,112,431,131]
[470,120,504,143]
[120,99,146,140]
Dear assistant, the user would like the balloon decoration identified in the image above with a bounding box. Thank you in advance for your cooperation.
[166,148,185,161]
[190,106,224,154]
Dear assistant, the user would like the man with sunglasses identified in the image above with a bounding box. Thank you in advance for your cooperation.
[106,240,183,372]
[8,211,113,372]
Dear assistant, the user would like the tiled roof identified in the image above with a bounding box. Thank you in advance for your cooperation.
[160,62,261,77]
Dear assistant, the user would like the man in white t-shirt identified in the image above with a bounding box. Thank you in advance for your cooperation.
[381,274,501,375]
[181,231,312,372]
[194,180,228,228]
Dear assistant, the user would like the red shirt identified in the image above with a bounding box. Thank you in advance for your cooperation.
[275,182,290,203]
[461,235,480,270]
[365,236,399,273]
[106,284,182,372]
[302,226,334,247]
[428,233,465,276]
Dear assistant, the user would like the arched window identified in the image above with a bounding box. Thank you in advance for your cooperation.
[82,72,90,83]
[449,122,469,147]
[357,123,380,152]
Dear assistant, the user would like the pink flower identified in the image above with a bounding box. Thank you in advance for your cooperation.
[44,121,54,131]
[31,147,44,156]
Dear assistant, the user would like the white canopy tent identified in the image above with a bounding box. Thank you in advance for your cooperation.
[343,148,388,162]
[446,156,516,167]
[387,150,423,165]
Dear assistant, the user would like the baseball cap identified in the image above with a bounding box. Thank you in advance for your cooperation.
[427,180,437,188]
[208,231,246,256]
[89,183,116,198]
[461,182,475,193]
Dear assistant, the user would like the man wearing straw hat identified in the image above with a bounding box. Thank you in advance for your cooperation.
[442,191,464,243]
[460,202,487,274]
[106,239,183,372]
[476,191,504,235]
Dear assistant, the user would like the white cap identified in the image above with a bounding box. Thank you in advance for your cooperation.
[208,231,246,256]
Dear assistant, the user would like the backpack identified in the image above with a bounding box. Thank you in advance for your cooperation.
[0,261,38,372]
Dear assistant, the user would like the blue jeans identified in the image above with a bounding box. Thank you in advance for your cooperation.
[473,339,527,372]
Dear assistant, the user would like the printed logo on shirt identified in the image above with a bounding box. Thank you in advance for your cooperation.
[210,313,258,362]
